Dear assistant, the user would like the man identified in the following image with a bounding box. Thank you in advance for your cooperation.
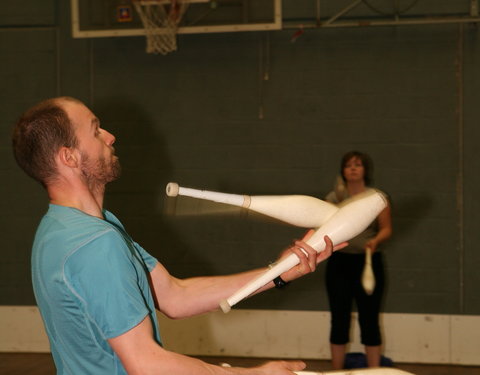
[12,96,344,374]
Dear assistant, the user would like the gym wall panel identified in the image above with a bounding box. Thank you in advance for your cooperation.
[0,0,55,26]
[1,1,479,316]
[0,27,58,305]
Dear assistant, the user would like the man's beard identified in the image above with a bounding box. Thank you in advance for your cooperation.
[80,151,121,190]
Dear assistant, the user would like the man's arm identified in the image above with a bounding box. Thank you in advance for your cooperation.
[108,316,307,375]
[149,234,344,319]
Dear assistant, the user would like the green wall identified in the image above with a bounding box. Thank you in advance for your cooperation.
[1,0,479,315]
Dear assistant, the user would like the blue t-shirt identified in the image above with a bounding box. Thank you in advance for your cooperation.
[31,204,161,375]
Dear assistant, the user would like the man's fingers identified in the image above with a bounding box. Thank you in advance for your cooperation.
[290,242,316,275]
[301,229,315,241]
[323,235,348,252]
[333,241,349,251]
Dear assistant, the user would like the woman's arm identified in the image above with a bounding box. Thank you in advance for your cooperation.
[365,204,392,252]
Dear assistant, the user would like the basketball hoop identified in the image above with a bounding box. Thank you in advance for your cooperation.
[132,0,190,55]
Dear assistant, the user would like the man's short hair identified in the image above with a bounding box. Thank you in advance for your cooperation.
[12,97,80,187]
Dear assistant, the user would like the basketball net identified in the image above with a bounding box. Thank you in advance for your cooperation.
[133,0,189,55]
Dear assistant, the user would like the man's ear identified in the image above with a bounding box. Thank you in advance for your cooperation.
[57,146,79,168]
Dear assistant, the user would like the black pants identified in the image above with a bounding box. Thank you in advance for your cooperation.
[326,251,384,346]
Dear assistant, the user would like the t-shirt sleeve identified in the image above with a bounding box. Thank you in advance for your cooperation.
[325,190,337,203]
[65,229,152,339]
[133,241,158,272]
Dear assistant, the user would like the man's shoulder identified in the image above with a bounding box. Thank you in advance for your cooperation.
[38,205,110,237]
[34,205,125,260]
[40,204,107,226]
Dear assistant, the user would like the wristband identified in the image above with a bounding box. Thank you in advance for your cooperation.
[273,275,290,289]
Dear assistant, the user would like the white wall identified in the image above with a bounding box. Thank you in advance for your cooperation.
[1,306,478,365]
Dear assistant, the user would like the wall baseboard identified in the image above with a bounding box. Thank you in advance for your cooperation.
[1,306,478,365]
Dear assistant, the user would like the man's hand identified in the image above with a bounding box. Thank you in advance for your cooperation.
[280,230,348,282]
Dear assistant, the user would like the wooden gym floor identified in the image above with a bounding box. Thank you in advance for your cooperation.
[0,353,479,375]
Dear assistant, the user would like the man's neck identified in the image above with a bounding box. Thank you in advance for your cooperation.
[48,181,105,219]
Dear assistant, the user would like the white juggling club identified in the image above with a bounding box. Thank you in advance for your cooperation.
[361,247,375,295]
[295,369,414,375]
[219,189,387,313]
[166,182,339,228]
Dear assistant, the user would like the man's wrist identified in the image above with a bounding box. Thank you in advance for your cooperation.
[273,275,290,289]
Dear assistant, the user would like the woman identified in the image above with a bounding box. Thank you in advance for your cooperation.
[325,151,392,369]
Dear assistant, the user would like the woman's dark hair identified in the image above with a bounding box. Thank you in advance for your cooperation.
[340,150,373,186]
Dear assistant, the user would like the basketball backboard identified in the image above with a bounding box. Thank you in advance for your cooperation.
[71,0,281,38]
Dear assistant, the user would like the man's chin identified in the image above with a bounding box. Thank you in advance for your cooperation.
[110,162,122,182]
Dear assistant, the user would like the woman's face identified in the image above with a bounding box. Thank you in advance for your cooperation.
[343,156,365,183]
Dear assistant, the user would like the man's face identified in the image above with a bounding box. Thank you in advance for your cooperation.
[63,101,121,187]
